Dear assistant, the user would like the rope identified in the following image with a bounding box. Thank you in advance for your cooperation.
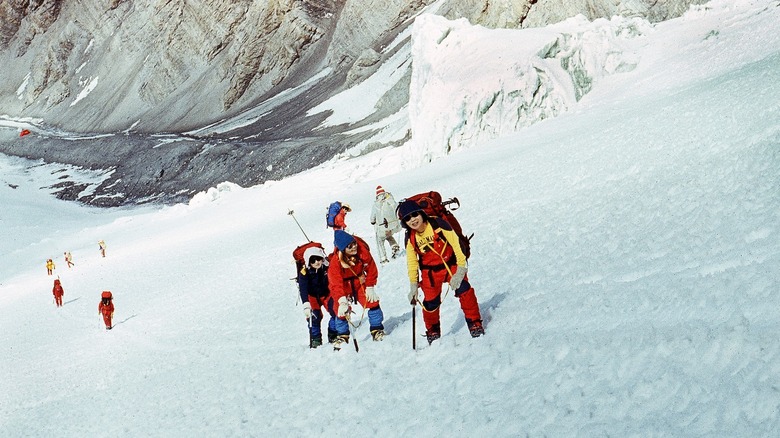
[345,263,369,330]
[415,239,454,313]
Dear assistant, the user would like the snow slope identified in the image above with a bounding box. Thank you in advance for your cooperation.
[2,0,779,436]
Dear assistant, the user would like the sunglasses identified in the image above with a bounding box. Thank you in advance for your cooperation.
[346,241,358,250]
[309,257,324,265]
[403,211,421,222]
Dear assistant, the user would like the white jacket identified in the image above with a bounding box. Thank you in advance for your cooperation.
[370,192,401,235]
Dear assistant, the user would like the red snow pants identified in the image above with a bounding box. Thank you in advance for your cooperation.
[419,266,481,331]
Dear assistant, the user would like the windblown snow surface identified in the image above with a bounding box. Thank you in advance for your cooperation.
[2,1,779,436]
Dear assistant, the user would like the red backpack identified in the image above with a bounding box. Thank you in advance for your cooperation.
[292,241,325,276]
[405,191,472,259]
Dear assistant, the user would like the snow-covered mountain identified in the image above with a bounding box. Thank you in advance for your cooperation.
[2,0,779,435]
[0,0,706,206]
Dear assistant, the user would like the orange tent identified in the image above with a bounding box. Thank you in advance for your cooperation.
[19,129,31,137]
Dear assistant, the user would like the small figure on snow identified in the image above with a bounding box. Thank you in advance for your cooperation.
[98,240,107,258]
[370,185,401,264]
[52,278,64,307]
[297,245,339,348]
[327,230,385,350]
[64,251,74,268]
[399,199,484,344]
[326,201,351,232]
[46,259,55,276]
[98,291,114,330]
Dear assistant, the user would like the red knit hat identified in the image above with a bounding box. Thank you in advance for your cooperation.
[376,185,385,196]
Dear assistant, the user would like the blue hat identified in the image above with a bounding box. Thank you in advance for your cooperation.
[333,230,356,251]
[397,199,423,220]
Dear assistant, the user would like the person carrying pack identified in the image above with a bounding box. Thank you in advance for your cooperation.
[52,279,64,307]
[98,291,115,330]
[404,191,471,258]
[370,185,401,263]
[398,198,484,344]
[293,242,338,348]
[326,201,351,231]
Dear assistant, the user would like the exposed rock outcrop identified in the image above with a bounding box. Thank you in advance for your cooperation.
[0,0,708,206]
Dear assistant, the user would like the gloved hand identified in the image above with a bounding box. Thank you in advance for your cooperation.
[365,286,379,303]
[408,282,418,305]
[449,265,467,290]
[337,297,350,318]
[302,302,311,319]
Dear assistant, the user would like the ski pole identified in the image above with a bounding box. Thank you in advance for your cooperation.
[287,210,310,242]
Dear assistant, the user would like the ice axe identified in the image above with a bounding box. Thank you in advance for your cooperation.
[442,197,460,211]
[287,209,311,242]
[411,302,417,351]
[307,312,313,349]
[346,311,359,353]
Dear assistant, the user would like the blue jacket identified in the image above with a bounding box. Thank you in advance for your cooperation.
[297,265,330,304]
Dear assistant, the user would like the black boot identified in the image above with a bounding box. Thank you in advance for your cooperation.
[467,319,485,338]
[426,323,441,345]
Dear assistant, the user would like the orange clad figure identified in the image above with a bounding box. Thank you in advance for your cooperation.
[98,291,114,330]
[52,279,64,307]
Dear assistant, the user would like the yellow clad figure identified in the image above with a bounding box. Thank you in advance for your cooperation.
[46,259,55,275]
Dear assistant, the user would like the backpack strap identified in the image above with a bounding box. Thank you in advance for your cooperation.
[409,218,456,269]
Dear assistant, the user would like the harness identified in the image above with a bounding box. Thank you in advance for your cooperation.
[410,219,455,271]
[337,240,371,329]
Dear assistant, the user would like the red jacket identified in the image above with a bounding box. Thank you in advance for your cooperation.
[327,237,377,302]
[333,209,347,230]
[99,300,114,316]
[52,280,64,297]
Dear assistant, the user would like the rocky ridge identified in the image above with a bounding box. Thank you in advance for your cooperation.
[0,0,706,206]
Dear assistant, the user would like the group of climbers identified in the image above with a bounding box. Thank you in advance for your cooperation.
[294,185,484,351]
[45,241,115,330]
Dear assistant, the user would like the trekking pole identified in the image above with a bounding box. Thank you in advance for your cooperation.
[287,209,311,242]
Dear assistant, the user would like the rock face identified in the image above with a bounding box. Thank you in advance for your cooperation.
[0,0,707,206]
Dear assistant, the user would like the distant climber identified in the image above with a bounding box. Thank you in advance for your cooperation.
[98,291,114,330]
[53,279,64,307]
